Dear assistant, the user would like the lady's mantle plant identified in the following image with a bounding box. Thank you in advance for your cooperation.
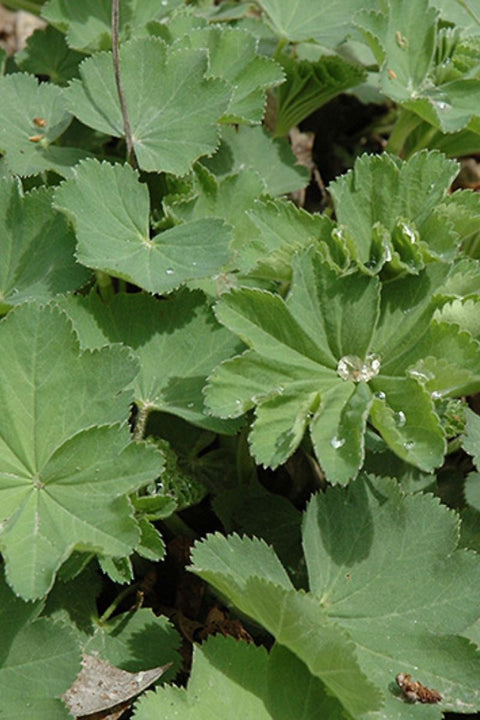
[1,0,480,718]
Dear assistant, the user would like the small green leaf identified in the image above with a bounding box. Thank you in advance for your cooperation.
[0,72,87,177]
[15,25,85,84]
[65,38,231,174]
[54,159,232,293]
[0,179,89,312]
[464,407,480,469]
[59,289,244,433]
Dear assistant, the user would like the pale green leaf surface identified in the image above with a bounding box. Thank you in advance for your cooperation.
[42,0,181,51]
[191,538,381,717]
[1,425,162,599]
[431,0,480,35]
[0,616,81,719]
[59,290,244,433]
[133,635,273,719]
[174,27,284,124]
[435,298,480,339]
[303,477,480,716]
[16,25,85,84]
[65,39,231,173]
[0,72,87,177]
[256,0,377,46]
[465,471,480,512]
[54,159,232,293]
[203,125,309,196]
[0,179,89,312]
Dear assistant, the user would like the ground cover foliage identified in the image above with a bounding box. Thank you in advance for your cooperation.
[2,0,480,717]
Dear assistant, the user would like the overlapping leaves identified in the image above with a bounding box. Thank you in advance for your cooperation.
[205,248,480,483]
[191,476,480,718]
[0,303,163,599]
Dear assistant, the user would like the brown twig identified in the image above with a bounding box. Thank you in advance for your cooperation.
[111,0,138,169]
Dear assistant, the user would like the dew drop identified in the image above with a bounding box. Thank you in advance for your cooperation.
[330,436,346,449]
[435,100,451,111]
[374,390,386,400]
[383,244,392,262]
[165,268,175,275]
[187,402,194,408]
[235,399,242,405]
[431,390,442,399]
[161,0,168,5]
[404,440,415,450]
[394,410,406,427]
[191,261,197,267]
[337,353,381,382]
[399,222,417,244]
[275,385,285,394]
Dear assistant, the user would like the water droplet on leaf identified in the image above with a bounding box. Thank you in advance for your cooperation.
[394,410,406,427]
[330,436,346,449]
[165,268,174,275]
[374,391,386,400]
[404,440,415,450]
[337,353,381,382]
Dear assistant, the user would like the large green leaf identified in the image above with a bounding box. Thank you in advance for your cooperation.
[0,303,163,599]
[191,477,480,718]
[54,159,232,293]
[0,574,81,719]
[133,635,349,719]
[15,25,85,85]
[206,249,480,482]
[0,73,87,177]
[0,178,89,313]
[59,290,244,433]
[65,38,231,174]
[256,0,377,47]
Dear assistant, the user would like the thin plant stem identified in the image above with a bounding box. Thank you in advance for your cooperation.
[3,0,42,14]
[133,403,151,441]
[98,582,139,624]
[111,0,138,169]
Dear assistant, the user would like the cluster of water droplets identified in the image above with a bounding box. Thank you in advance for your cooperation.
[336,353,381,383]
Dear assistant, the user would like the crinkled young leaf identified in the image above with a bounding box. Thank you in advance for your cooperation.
[59,289,244,433]
[15,25,85,84]
[190,536,382,717]
[275,54,366,137]
[203,125,309,196]
[0,179,89,313]
[54,159,232,293]
[173,26,284,124]
[206,249,480,482]
[42,0,182,52]
[65,38,231,174]
[0,574,81,719]
[329,151,460,272]
[303,476,480,717]
[0,72,87,177]
[256,0,376,47]
[0,303,163,598]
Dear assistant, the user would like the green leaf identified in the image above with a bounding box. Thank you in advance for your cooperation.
[190,536,382,717]
[275,54,366,137]
[203,125,309,196]
[0,302,163,598]
[0,179,89,313]
[303,476,480,717]
[173,26,284,124]
[42,0,181,52]
[256,0,377,47]
[329,151,460,272]
[0,575,81,719]
[59,289,244,433]
[0,72,87,177]
[15,25,85,84]
[65,38,231,173]
[54,159,232,293]
[431,0,480,36]
[464,407,480,469]
[435,297,480,339]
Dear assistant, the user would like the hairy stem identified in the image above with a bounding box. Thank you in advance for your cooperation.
[134,403,151,441]
[111,0,138,169]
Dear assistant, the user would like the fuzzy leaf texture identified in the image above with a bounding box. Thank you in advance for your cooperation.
[0,303,163,599]
[133,635,349,720]
[191,476,480,719]
[54,159,232,293]
[205,248,480,483]
[65,37,231,174]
